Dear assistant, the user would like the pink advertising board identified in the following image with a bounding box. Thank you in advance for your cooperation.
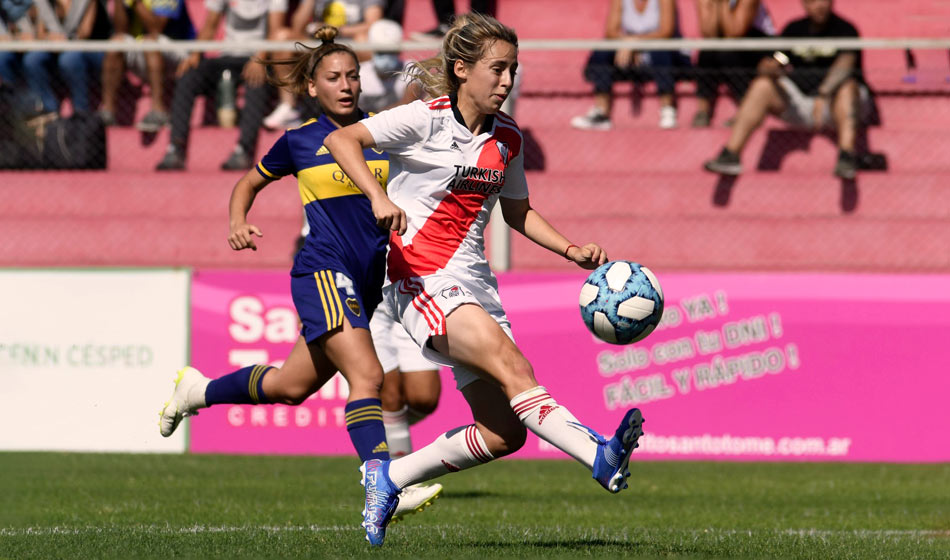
[190,270,950,462]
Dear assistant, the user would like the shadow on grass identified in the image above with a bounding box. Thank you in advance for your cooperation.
[463,537,707,556]
[443,491,496,499]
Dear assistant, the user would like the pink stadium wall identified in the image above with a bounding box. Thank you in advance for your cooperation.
[2,0,949,272]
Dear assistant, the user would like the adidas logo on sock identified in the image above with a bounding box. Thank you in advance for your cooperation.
[538,404,559,425]
[373,441,389,454]
[441,460,461,472]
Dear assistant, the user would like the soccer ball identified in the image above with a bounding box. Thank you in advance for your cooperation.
[578,261,664,345]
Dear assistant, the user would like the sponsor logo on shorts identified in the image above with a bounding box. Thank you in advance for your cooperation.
[346,297,361,316]
[538,404,559,425]
[441,285,465,299]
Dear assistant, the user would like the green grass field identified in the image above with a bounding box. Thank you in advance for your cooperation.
[2,453,948,559]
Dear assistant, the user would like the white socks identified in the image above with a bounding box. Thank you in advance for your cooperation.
[387,424,493,489]
[385,386,600,489]
[383,406,413,458]
[510,386,599,469]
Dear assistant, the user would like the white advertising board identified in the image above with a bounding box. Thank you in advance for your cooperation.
[0,269,189,452]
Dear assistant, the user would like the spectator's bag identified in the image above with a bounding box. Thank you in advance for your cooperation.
[42,112,107,170]
[0,85,42,169]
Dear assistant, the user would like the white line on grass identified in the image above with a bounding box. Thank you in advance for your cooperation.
[1,526,947,538]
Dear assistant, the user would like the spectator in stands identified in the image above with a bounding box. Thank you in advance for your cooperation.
[703,0,865,179]
[99,0,195,131]
[692,0,775,127]
[0,0,109,116]
[263,0,384,130]
[570,0,690,130]
[411,0,495,40]
[0,0,64,117]
[156,0,284,171]
[56,0,113,113]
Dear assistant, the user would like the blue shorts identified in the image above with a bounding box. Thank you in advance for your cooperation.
[291,268,379,343]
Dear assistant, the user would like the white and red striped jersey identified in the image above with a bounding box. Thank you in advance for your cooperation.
[361,96,528,283]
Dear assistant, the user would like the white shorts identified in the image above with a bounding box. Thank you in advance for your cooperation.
[370,299,437,373]
[383,273,515,390]
[777,75,872,129]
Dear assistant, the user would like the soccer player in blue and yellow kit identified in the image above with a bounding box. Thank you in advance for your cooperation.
[159,26,407,469]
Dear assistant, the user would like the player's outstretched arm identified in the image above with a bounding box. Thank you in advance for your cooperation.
[227,168,272,251]
[499,196,607,269]
[325,124,406,235]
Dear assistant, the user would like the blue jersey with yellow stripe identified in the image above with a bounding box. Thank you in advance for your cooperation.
[257,114,389,279]
[257,114,389,339]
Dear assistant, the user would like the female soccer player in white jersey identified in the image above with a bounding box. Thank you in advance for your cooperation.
[324,14,645,546]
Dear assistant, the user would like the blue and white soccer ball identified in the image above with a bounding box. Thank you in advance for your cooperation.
[579,261,664,345]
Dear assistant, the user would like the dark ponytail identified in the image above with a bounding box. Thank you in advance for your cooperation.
[264,26,359,96]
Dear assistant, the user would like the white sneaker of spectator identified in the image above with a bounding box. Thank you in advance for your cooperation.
[570,106,611,131]
[263,102,302,131]
[658,105,677,129]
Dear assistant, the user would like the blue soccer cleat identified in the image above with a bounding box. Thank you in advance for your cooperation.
[359,459,400,546]
[592,408,644,493]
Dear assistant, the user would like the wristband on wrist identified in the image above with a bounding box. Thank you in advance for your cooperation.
[563,244,579,259]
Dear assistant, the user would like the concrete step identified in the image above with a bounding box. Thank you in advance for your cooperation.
[509,214,950,272]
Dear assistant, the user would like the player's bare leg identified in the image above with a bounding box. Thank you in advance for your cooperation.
[401,369,441,423]
[381,303,643,490]
[260,336,336,404]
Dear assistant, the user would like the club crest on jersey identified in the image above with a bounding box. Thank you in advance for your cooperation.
[440,285,466,299]
[346,297,361,316]
[496,140,511,165]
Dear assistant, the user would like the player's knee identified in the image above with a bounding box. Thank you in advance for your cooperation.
[346,367,385,398]
[405,384,440,417]
[480,422,527,458]
[497,351,536,396]
[406,395,438,417]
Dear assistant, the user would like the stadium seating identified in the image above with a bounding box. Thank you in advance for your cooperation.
[1,0,949,271]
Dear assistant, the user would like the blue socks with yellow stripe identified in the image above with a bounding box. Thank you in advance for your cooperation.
[205,365,272,405]
[345,398,390,461]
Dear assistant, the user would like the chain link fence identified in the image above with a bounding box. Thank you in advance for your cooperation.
[1,39,949,271]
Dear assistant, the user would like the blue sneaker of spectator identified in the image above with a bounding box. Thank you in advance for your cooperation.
[360,459,400,546]
[592,408,644,493]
